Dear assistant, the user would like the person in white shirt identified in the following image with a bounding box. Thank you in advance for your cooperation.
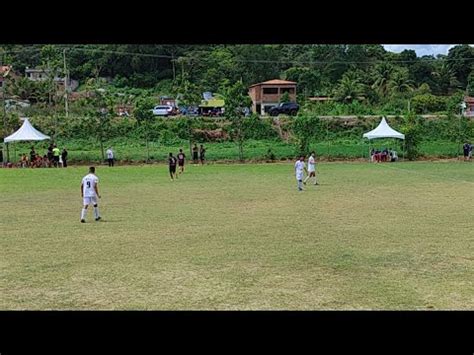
[106,147,114,167]
[294,156,307,191]
[304,151,318,185]
[80,166,101,223]
[389,148,398,162]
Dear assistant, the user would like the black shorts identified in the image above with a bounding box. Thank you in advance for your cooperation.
[169,165,176,173]
[193,153,198,160]
[178,161,184,167]
[53,156,60,162]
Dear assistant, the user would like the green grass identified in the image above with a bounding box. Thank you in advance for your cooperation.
[1,161,473,309]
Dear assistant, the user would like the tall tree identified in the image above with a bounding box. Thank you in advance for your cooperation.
[82,79,114,161]
[134,97,155,163]
[432,62,459,95]
[333,71,365,103]
[446,44,474,89]
[388,67,414,96]
[371,62,395,98]
[222,80,252,161]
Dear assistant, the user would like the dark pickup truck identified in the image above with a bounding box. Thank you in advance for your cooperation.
[269,102,299,116]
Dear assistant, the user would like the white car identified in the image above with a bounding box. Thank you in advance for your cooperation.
[152,105,173,116]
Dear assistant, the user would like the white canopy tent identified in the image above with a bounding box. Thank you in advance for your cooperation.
[362,117,405,160]
[363,117,405,140]
[3,118,50,164]
[4,118,50,143]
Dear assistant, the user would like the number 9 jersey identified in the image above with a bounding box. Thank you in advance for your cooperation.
[82,173,99,197]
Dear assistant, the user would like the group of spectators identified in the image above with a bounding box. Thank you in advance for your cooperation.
[192,144,206,164]
[370,148,398,163]
[15,145,68,168]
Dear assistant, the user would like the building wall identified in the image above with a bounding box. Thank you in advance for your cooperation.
[249,84,297,114]
[466,103,474,116]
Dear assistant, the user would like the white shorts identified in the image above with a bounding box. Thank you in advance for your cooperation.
[296,174,303,181]
[83,196,98,206]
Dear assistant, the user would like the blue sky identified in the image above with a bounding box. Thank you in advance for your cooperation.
[383,45,457,57]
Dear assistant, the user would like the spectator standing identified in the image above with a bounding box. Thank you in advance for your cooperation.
[52,145,61,167]
[30,147,36,163]
[47,145,54,167]
[200,144,206,165]
[463,142,470,161]
[106,147,115,167]
[192,144,199,164]
[62,148,68,168]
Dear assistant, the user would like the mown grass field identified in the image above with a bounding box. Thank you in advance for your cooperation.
[0,161,473,309]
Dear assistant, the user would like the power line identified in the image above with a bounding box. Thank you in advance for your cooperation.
[2,45,474,66]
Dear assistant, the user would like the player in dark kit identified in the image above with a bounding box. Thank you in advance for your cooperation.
[177,148,186,174]
[192,144,199,164]
[168,152,178,181]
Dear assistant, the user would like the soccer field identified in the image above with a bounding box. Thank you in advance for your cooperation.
[1,162,473,310]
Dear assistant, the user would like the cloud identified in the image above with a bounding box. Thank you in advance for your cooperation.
[383,45,457,56]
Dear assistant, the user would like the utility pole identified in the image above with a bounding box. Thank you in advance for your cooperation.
[63,48,69,118]
[2,78,7,165]
[460,101,466,159]
[1,60,10,164]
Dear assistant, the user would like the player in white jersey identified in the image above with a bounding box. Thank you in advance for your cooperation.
[294,155,307,191]
[304,151,319,185]
[80,166,101,223]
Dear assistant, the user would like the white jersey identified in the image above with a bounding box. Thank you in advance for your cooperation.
[82,174,99,198]
[106,149,114,159]
[308,156,316,172]
[295,160,305,180]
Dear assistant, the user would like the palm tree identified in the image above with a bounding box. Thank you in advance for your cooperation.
[333,71,365,103]
[388,68,414,96]
[432,63,459,95]
[371,62,395,97]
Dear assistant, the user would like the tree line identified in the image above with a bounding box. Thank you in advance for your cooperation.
[2,44,474,103]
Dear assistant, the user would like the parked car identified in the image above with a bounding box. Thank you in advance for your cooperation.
[268,102,299,116]
[152,105,173,116]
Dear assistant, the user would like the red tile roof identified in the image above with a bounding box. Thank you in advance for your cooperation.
[249,79,297,87]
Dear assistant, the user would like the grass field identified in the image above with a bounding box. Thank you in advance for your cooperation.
[0,161,473,309]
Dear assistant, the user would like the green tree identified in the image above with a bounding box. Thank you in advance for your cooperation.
[408,56,437,89]
[411,94,447,114]
[333,71,365,103]
[432,63,459,95]
[466,70,474,97]
[292,114,321,155]
[400,112,423,160]
[81,82,114,161]
[280,92,290,103]
[446,44,474,89]
[371,62,395,98]
[388,67,414,97]
[222,80,252,161]
[134,97,156,162]
[284,67,322,96]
